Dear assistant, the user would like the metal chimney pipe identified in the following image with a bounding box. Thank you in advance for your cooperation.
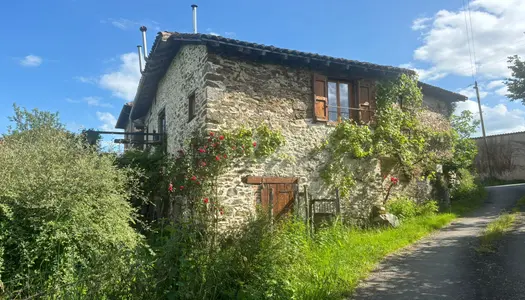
[191,4,198,33]
[137,45,144,73]
[139,26,148,60]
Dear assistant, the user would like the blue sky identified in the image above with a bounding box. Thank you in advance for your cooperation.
[2,0,525,142]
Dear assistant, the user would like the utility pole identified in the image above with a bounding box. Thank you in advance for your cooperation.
[474,81,493,178]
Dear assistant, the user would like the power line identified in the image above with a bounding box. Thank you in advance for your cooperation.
[462,0,476,79]
[466,0,478,75]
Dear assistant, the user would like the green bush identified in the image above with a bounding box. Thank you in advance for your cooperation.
[450,168,487,214]
[0,106,150,299]
[386,197,439,220]
[151,214,304,299]
[417,200,439,216]
[386,197,418,219]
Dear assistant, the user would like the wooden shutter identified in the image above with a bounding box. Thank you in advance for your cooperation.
[313,74,328,122]
[358,80,377,123]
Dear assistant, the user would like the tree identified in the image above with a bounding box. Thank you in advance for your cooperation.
[505,55,525,105]
[443,110,480,175]
[0,105,149,298]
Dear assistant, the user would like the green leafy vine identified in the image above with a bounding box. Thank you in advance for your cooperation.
[319,74,477,199]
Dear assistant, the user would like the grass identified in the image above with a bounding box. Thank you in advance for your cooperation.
[290,214,456,299]
[477,196,525,253]
[286,183,488,299]
[477,212,517,253]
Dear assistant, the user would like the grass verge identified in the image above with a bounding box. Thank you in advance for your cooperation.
[477,212,517,253]
[290,214,456,299]
[289,183,488,299]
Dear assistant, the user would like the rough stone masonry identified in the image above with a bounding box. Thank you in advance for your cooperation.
[143,44,452,230]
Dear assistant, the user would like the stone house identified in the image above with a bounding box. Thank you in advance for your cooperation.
[116,32,466,227]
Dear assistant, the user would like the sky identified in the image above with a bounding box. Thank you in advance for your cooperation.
[1,0,525,145]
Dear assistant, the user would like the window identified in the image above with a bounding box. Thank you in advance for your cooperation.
[158,109,167,152]
[328,81,352,122]
[188,92,196,122]
[158,109,166,138]
[313,74,376,123]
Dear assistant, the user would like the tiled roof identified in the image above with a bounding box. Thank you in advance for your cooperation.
[129,32,467,120]
[115,102,133,129]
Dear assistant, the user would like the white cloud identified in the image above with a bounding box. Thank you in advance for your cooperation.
[487,80,505,90]
[19,55,42,67]
[67,96,112,108]
[495,86,508,96]
[102,18,160,31]
[408,0,525,80]
[96,111,118,131]
[74,76,97,84]
[456,85,488,99]
[399,63,447,81]
[98,53,141,101]
[412,17,432,31]
[455,100,525,136]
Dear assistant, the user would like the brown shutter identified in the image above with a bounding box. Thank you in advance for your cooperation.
[313,74,328,122]
[358,79,377,123]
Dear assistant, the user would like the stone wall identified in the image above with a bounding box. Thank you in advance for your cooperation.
[475,132,525,181]
[143,46,454,228]
[144,45,208,153]
[203,53,449,228]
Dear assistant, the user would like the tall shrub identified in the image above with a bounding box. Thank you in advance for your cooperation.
[0,106,149,299]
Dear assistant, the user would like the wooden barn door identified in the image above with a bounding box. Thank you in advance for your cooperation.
[244,176,298,219]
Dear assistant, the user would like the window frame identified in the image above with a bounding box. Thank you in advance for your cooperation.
[188,92,196,122]
[157,109,166,140]
[327,79,356,123]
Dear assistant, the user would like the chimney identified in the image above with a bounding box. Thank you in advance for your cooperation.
[139,26,148,60]
[191,4,198,33]
[137,45,144,73]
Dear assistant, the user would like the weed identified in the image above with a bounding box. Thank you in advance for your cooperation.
[478,213,517,253]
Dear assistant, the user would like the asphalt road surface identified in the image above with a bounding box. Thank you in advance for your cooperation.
[352,183,525,300]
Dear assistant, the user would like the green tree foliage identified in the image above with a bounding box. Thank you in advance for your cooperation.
[505,55,525,105]
[0,106,149,298]
[444,110,479,174]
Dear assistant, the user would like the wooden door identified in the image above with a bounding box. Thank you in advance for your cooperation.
[244,176,298,219]
[261,183,296,218]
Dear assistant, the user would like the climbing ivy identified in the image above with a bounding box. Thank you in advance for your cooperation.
[319,74,476,199]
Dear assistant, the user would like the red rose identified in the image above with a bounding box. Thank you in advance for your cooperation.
[252,142,257,147]
[213,143,218,147]
[219,209,224,215]
[191,175,197,181]
[200,161,207,167]
[215,155,220,161]
[198,148,205,153]
[168,183,173,193]
[219,135,225,140]
[196,181,201,185]
[180,186,184,190]
[203,198,209,204]
[223,154,227,158]
[210,132,215,136]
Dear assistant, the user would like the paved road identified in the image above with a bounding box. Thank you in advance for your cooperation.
[352,183,525,300]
